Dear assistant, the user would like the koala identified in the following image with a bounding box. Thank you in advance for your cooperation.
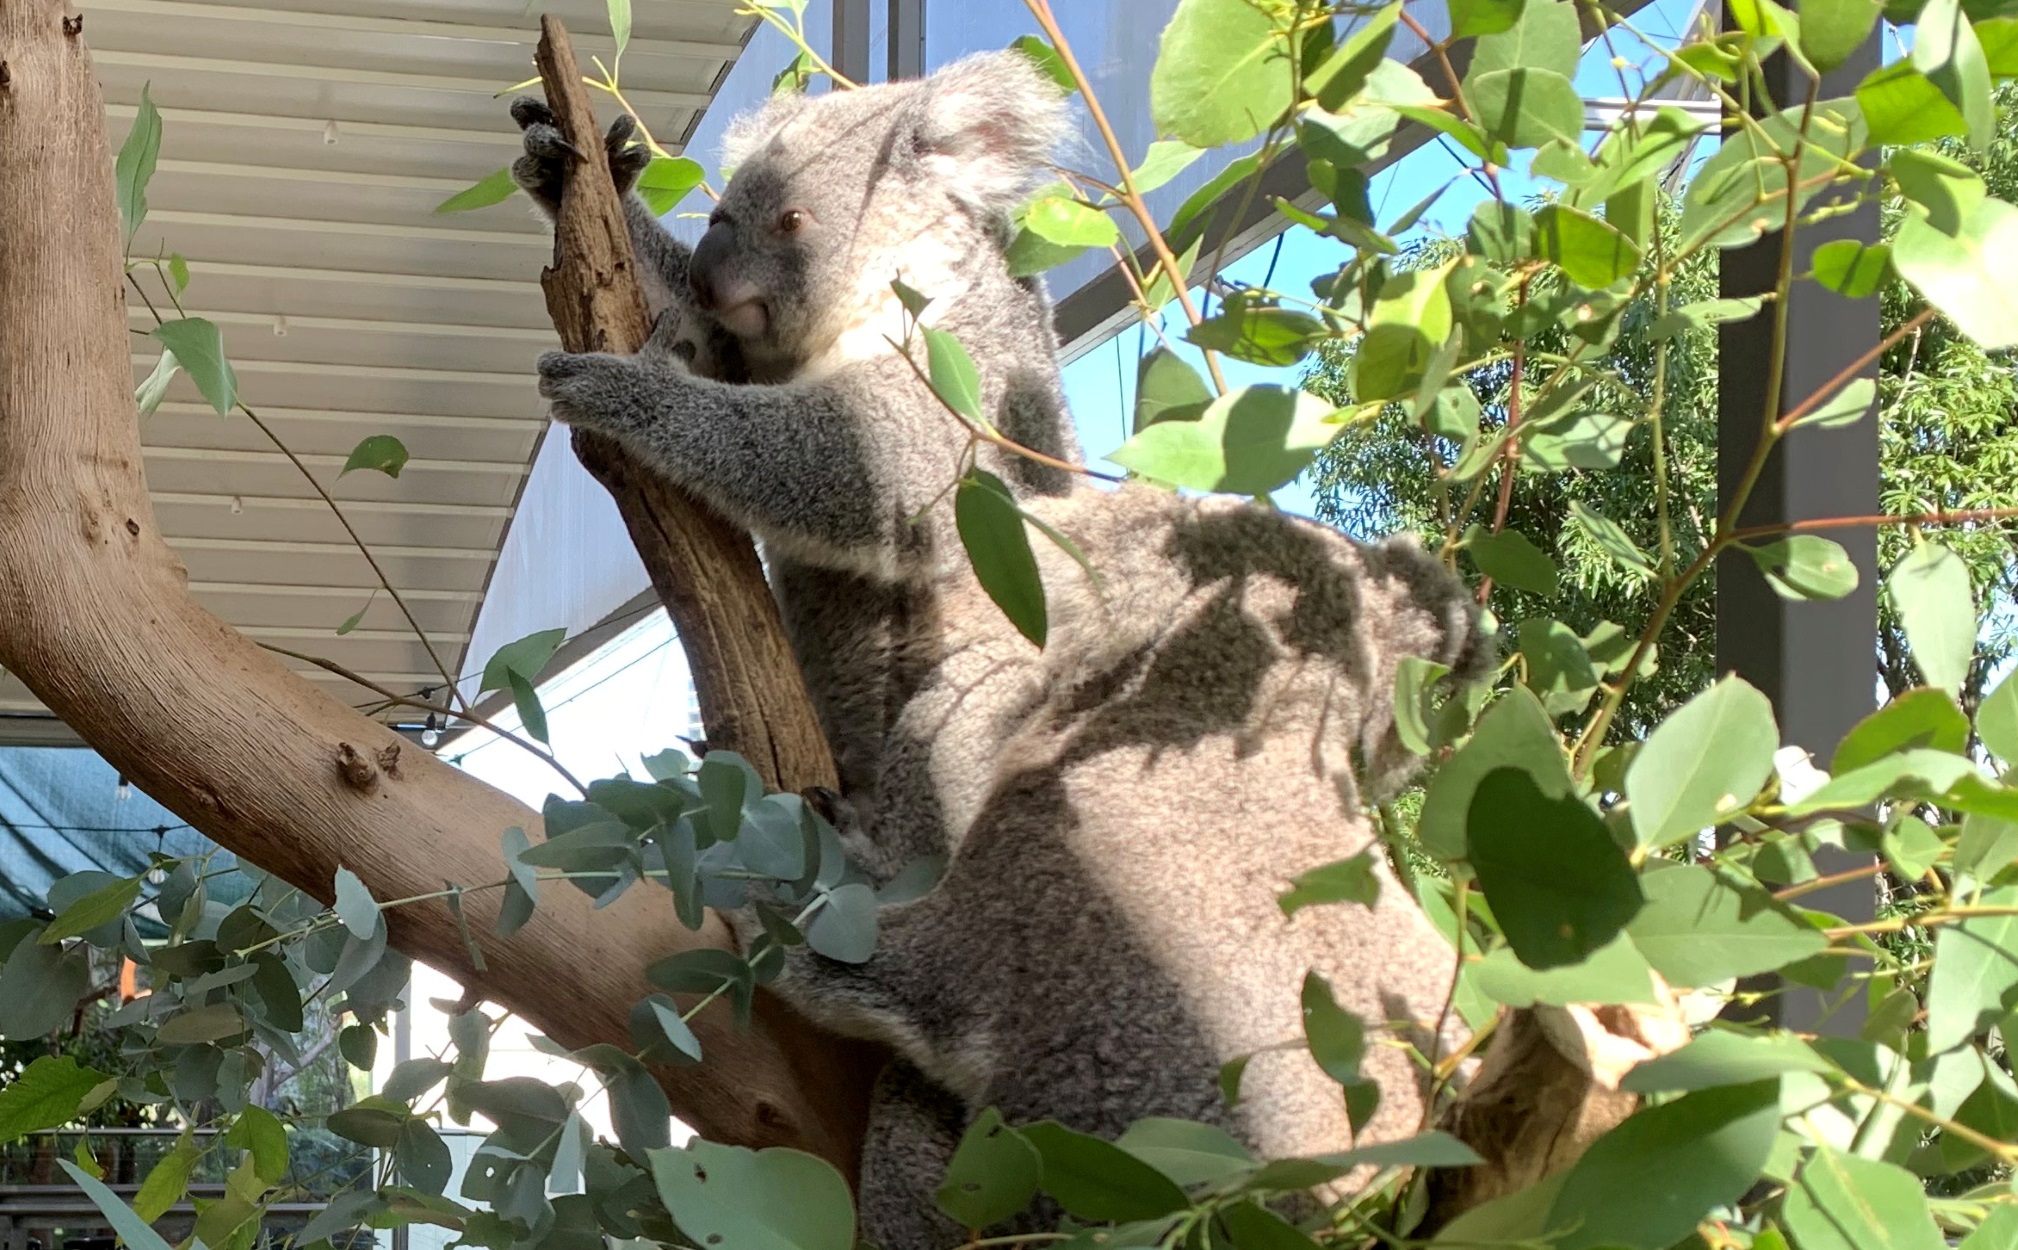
[517,54,1487,1250]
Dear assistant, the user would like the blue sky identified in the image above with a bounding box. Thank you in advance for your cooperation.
[1058,0,1710,517]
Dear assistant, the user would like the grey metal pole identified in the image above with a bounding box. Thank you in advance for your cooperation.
[832,0,873,85]
[1716,11,1880,1034]
[888,0,926,79]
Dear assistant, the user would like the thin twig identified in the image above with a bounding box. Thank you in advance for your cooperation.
[259,643,587,795]
[1022,0,1229,393]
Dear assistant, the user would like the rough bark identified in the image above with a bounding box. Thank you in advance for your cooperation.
[0,0,866,1174]
[533,16,838,796]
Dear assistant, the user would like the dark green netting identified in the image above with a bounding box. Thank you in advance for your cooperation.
[0,746,238,938]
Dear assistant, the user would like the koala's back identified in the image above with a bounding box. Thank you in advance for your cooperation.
[812,486,1482,1243]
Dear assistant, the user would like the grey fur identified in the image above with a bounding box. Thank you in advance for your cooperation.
[518,54,1486,1248]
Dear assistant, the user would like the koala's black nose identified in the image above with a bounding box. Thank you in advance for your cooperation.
[689,220,735,311]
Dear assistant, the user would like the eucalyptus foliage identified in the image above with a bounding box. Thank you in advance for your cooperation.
[17,0,2018,1248]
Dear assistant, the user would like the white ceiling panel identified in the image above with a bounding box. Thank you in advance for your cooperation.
[0,0,755,744]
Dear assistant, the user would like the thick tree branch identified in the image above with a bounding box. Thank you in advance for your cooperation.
[0,0,865,1173]
[533,15,838,796]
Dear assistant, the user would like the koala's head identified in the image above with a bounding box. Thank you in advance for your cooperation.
[690,52,1068,375]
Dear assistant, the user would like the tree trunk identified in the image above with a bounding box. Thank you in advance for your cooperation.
[0,0,870,1176]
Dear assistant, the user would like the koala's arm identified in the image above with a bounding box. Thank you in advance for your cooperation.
[510,99,693,322]
[537,338,947,572]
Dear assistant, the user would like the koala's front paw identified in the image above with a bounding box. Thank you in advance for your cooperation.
[536,350,655,437]
[509,98,651,217]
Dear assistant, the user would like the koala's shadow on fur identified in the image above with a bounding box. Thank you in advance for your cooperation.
[1052,511,1381,761]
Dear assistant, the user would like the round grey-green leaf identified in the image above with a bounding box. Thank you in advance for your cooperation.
[1625,676,1778,849]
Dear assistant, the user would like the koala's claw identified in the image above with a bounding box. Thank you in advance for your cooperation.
[511,98,652,207]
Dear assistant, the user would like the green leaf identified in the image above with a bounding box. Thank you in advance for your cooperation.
[482,627,566,693]
[634,157,706,216]
[650,1141,855,1250]
[1979,669,2018,765]
[1782,1147,1946,1250]
[1626,676,1778,848]
[1620,1030,1830,1093]
[1956,811,2018,882]
[1811,239,1893,297]
[1472,933,1658,1007]
[1962,1204,2018,1250]
[1522,408,1632,472]
[1109,385,1336,496]
[1022,196,1120,248]
[1800,0,1884,72]
[1833,687,1970,774]
[1793,376,1876,429]
[606,0,631,62]
[1626,864,1825,987]
[1894,194,2018,349]
[1418,687,1570,860]
[341,434,410,480]
[1299,973,1366,1083]
[1913,0,1995,149]
[1535,203,1643,287]
[1305,7,1401,114]
[1546,1081,1782,1249]
[1887,543,1975,694]
[1749,535,1859,600]
[0,932,90,1042]
[1233,1133,1484,1193]
[1463,525,1558,595]
[333,867,380,941]
[1151,0,1296,148]
[41,876,140,945]
[1184,305,1325,366]
[151,318,239,416]
[955,471,1046,647]
[1130,140,1203,193]
[922,328,984,422]
[1020,1121,1190,1224]
[435,168,518,214]
[1009,35,1076,93]
[59,1161,176,1250]
[1115,1119,1254,1188]
[135,349,180,418]
[134,1130,201,1221]
[1470,0,1580,76]
[115,85,162,242]
[1892,148,1986,235]
[159,1001,248,1045]
[644,997,704,1063]
[0,1056,111,1143]
[1681,100,1865,251]
[1569,500,1654,579]
[1855,64,1963,150]
[935,1108,1042,1230]
[169,252,190,292]
[1467,768,1643,969]
[1467,68,1586,151]
[327,1100,408,1149]
[1279,851,1380,917]
[1925,884,2018,1052]
[1448,0,1526,38]
[397,1119,453,1196]
[227,1105,289,1184]
[803,882,877,964]
[1133,348,1212,434]
[1650,295,1766,340]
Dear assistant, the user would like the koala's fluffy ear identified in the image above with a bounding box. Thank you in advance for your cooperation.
[910,51,1069,217]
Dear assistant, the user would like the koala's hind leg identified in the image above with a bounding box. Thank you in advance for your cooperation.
[855,1062,970,1250]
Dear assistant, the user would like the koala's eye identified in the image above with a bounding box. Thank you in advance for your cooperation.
[778,209,808,234]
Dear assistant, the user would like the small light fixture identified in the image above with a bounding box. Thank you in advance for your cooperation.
[421,712,442,749]
[115,775,132,802]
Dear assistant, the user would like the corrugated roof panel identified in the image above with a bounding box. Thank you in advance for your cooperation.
[0,0,756,744]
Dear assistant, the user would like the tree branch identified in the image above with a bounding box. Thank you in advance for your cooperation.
[0,0,866,1174]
